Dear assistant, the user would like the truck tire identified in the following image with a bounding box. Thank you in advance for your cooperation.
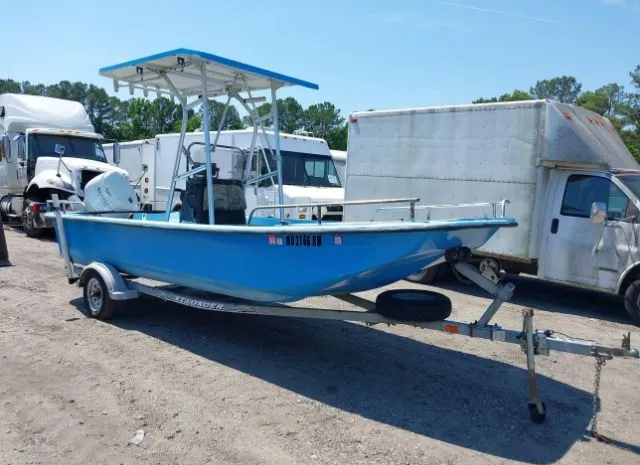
[375,289,452,321]
[623,279,640,326]
[22,200,45,238]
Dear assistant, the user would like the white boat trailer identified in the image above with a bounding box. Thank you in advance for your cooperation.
[49,198,638,435]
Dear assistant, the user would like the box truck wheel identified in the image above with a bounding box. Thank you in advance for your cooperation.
[623,279,640,326]
[22,199,45,238]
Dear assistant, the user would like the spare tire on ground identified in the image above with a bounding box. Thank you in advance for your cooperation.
[375,289,452,321]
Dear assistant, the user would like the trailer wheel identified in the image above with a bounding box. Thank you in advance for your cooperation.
[623,279,640,326]
[82,270,117,320]
[375,289,452,321]
[528,401,547,424]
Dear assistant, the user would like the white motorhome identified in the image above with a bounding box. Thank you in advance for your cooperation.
[330,149,347,185]
[343,99,640,324]
[0,94,128,237]
[104,128,345,221]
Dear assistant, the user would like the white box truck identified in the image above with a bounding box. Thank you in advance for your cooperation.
[0,94,128,237]
[343,99,640,324]
[104,128,345,221]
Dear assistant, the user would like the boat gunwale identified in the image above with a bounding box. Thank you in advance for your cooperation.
[47,212,518,235]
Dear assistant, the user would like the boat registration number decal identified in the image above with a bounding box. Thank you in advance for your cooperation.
[284,234,323,247]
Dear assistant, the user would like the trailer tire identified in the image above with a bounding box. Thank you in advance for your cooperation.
[623,279,640,326]
[375,289,452,321]
[82,270,117,320]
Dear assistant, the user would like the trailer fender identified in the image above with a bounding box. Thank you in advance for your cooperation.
[615,261,640,294]
[78,262,139,300]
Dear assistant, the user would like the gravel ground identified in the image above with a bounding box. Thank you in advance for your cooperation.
[1,226,639,465]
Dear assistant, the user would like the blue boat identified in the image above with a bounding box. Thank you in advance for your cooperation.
[48,49,518,303]
[53,212,515,302]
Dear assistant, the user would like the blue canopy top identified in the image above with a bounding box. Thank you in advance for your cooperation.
[99,48,319,98]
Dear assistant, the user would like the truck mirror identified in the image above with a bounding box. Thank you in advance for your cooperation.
[0,135,10,161]
[54,143,65,156]
[590,201,607,224]
[112,142,121,165]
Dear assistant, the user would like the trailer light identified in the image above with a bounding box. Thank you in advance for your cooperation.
[350,117,358,123]
[285,213,290,218]
[144,177,149,183]
[144,188,149,194]
[299,214,306,219]
[30,203,39,213]
[444,324,459,334]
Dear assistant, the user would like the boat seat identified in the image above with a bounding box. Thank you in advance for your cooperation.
[180,176,247,225]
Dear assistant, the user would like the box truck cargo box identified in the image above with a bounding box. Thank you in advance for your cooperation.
[343,99,640,325]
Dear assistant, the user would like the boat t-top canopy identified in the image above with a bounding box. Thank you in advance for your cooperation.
[99,48,319,98]
[100,48,319,225]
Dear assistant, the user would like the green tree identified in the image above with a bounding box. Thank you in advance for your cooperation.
[202,100,243,131]
[252,97,304,133]
[530,76,582,103]
[0,79,22,93]
[326,123,348,150]
[473,89,532,104]
[576,83,624,117]
[302,102,345,141]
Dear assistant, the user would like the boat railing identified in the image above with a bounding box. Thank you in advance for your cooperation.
[372,199,510,222]
[247,198,420,225]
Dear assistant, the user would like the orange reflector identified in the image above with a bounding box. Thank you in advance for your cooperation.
[444,324,459,334]
[299,214,306,219]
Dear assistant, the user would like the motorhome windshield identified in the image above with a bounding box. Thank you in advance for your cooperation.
[28,134,107,163]
[259,150,342,188]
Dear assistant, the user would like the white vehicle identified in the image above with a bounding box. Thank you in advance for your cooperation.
[0,94,128,237]
[104,128,345,221]
[343,99,640,324]
[330,149,347,185]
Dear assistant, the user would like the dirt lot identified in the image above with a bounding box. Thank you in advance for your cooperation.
[1,226,639,465]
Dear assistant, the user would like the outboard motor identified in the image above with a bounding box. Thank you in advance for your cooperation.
[179,163,246,225]
[83,171,138,218]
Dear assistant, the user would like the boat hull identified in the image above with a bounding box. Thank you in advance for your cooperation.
[52,214,516,302]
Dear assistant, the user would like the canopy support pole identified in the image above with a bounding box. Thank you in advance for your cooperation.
[162,73,187,221]
[270,82,284,222]
[201,62,215,225]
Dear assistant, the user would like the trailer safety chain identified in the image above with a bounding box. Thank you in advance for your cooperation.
[589,354,612,443]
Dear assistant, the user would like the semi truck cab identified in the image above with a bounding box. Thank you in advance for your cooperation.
[0,94,128,237]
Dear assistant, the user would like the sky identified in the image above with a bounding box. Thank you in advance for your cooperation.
[2,0,639,119]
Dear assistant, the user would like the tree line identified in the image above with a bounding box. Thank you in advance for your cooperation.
[471,64,640,158]
[2,61,640,157]
[0,79,349,150]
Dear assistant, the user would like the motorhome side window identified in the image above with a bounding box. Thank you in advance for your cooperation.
[561,174,633,221]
